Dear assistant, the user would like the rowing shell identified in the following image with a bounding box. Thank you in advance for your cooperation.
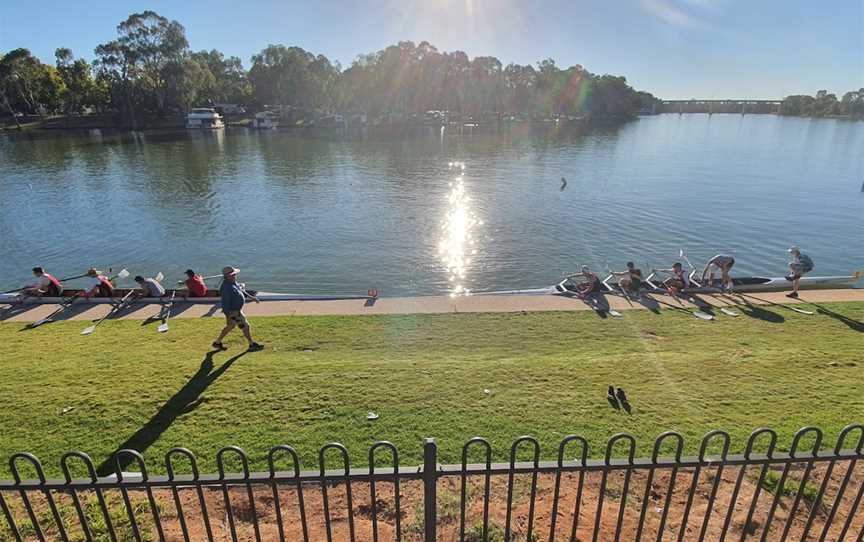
[0,288,375,305]
[473,274,861,297]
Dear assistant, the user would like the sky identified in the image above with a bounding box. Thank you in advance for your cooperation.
[1,0,861,100]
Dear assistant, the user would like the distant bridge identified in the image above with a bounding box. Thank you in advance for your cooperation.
[654,99,782,115]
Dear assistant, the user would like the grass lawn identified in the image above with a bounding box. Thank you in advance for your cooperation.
[1,302,862,478]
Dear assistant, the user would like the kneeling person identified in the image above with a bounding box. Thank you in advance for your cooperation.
[212,266,263,351]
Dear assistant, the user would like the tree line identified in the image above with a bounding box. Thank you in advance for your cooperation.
[0,10,660,128]
[780,89,864,118]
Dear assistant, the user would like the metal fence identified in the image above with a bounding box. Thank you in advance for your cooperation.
[1,424,863,541]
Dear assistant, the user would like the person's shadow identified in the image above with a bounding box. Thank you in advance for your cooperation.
[727,294,785,324]
[96,350,246,476]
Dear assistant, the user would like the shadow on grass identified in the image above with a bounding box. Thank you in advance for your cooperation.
[96,349,247,476]
[805,302,864,332]
[141,302,196,326]
[725,294,785,324]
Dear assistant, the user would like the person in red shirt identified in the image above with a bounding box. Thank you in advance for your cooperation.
[25,267,63,297]
[183,269,208,298]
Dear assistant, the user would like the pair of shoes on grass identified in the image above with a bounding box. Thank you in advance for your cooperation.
[607,385,628,404]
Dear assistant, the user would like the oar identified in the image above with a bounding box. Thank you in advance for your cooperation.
[3,270,95,295]
[29,294,83,328]
[81,291,135,335]
[157,291,176,333]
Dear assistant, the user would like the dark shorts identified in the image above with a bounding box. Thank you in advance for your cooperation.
[46,283,62,297]
[225,310,248,328]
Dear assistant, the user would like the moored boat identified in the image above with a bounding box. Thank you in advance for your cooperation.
[186,108,225,129]
[0,288,375,305]
[474,273,862,297]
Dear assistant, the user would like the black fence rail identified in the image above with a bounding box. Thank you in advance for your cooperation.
[1,425,863,541]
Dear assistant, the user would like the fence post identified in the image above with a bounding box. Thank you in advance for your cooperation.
[423,438,438,541]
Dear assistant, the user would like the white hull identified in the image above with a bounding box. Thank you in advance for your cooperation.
[475,275,861,297]
[0,291,374,305]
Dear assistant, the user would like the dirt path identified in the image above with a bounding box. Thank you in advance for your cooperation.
[2,289,863,323]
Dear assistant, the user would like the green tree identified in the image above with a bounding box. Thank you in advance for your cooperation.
[190,49,251,104]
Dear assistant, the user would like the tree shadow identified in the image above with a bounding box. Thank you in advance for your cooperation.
[805,302,864,332]
[96,349,246,476]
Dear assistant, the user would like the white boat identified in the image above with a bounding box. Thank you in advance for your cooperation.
[474,273,862,297]
[0,288,375,306]
[252,111,279,129]
[186,108,225,130]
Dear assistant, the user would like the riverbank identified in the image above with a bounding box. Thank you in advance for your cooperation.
[1,299,862,478]
[3,288,863,323]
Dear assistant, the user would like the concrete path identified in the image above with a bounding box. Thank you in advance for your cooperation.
[1,289,862,324]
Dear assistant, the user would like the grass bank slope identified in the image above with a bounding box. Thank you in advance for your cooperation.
[1,303,862,477]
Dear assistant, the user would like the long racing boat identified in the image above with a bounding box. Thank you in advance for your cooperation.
[0,288,376,306]
[474,273,862,297]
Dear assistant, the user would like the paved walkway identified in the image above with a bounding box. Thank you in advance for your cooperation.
[2,289,862,323]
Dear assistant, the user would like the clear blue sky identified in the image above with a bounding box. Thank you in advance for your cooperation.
[1,0,861,99]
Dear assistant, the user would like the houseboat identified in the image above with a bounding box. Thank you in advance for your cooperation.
[186,108,225,129]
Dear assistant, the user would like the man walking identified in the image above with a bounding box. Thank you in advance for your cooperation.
[212,266,263,351]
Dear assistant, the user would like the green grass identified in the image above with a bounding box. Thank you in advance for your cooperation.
[1,302,862,478]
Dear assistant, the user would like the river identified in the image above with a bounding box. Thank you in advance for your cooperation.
[1,114,862,295]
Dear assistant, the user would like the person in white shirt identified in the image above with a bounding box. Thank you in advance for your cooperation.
[133,275,166,298]
[700,254,735,292]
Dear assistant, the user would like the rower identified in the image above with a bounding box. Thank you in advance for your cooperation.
[609,262,643,295]
[786,246,813,299]
[701,254,735,292]
[23,267,64,297]
[655,262,691,294]
[568,265,604,297]
[83,268,115,298]
[183,269,208,298]
[133,275,166,299]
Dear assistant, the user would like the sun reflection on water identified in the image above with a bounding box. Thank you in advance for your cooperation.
[439,162,481,296]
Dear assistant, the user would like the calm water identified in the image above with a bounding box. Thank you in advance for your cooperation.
[1,115,862,295]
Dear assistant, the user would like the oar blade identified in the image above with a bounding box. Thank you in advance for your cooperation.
[157,322,169,333]
[788,306,814,315]
[80,325,96,335]
[720,307,740,317]
[693,310,715,320]
[155,272,164,283]
[117,269,130,279]
[609,309,623,318]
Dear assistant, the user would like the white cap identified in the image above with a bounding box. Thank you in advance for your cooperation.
[788,246,800,253]
[581,265,590,273]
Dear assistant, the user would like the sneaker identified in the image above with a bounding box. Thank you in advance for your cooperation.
[211,341,227,351]
[786,292,799,299]
[248,342,265,351]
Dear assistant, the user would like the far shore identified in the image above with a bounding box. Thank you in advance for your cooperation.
[3,111,862,135]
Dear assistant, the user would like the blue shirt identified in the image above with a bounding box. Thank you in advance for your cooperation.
[220,281,245,313]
